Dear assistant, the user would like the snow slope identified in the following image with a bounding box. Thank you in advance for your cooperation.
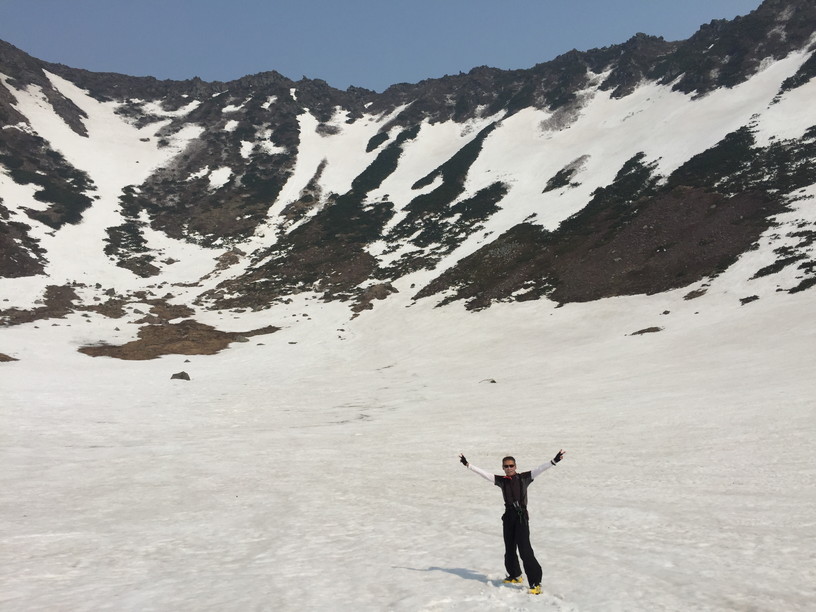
[0,70,207,298]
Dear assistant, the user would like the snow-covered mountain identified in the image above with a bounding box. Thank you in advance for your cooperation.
[1,1,815,611]
[2,0,815,332]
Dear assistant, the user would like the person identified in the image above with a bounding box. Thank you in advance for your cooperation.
[458,450,565,595]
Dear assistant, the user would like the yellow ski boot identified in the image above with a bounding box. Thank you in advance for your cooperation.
[528,584,542,595]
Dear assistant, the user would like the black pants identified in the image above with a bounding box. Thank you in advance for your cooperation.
[502,508,542,586]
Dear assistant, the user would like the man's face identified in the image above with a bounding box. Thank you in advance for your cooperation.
[502,459,517,477]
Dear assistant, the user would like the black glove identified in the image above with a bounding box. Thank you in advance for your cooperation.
[552,450,564,464]
[459,454,468,467]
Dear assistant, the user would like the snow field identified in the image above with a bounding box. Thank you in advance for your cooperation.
[2,285,815,611]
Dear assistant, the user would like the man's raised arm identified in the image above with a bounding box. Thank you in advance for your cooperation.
[531,449,566,479]
[459,453,495,483]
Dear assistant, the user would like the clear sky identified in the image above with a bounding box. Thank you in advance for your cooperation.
[0,0,764,92]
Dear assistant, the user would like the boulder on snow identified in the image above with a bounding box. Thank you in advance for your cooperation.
[171,371,190,381]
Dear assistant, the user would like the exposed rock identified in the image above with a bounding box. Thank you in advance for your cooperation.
[171,371,190,380]
[0,127,95,233]
[684,289,708,300]
[416,185,781,309]
[630,327,664,336]
[0,199,47,277]
[351,283,399,313]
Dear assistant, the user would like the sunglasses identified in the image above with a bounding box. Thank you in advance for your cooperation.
[502,464,515,469]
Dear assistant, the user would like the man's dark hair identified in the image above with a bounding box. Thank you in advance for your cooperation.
[502,456,516,465]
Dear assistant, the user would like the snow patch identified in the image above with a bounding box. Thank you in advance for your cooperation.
[222,98,249,113]
[138,99,201,118]
[208,167,233,190]
[188,166,210,181]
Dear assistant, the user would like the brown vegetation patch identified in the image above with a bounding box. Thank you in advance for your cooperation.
[0,286,193,326]
[0,284,78,325]
[83,298,129,319]
[351,283,398,314]
[78,319,279,360]
[144,300,195,321]
[0,352,18,362]
[214,249,246,272]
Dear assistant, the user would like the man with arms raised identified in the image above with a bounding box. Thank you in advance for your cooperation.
[459,450,566,595]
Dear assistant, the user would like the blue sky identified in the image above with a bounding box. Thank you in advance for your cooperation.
[1,0,764,92]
